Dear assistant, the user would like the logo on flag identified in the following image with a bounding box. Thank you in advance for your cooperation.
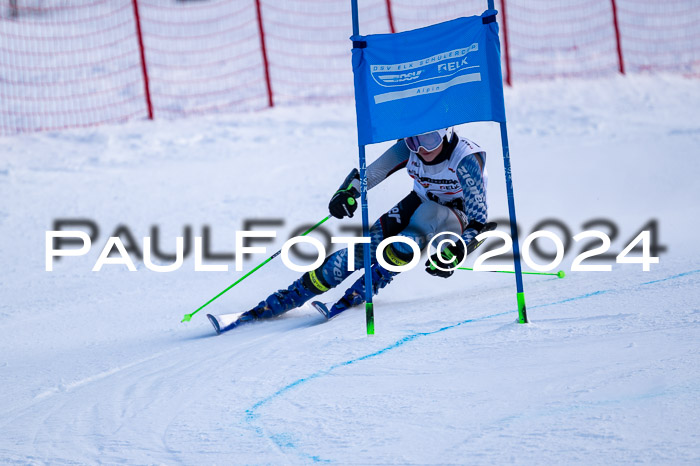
[370,44,481,104]
[371,44,479,87]
[351,11,506,145]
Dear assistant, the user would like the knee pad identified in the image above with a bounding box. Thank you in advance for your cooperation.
[382,241,416,267]
[301,269,331,295]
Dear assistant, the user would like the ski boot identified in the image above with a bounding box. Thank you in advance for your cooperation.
[313,264,397,320]
[207,271,329,334]
[249,271,329,319]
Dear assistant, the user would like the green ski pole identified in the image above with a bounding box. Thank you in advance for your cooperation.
[458,267,566,278]
[181,215,332,323]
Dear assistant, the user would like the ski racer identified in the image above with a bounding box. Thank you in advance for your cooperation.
[209,128,491,333]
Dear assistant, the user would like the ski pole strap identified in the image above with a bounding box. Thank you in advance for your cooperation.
[441,248,459,268]
[428,247,458,271]
[336,168,361,197]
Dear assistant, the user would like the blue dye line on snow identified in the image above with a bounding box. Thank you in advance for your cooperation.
[639,268,700,286]
[243,291,612,461]
[246,310,524,419]
[529,289,613,309]
[244,268,699,462]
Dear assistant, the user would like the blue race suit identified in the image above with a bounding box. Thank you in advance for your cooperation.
[248,132,488,319]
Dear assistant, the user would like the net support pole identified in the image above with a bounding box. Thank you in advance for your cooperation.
[131,0,153,120]
[255,0,274,107]
[489,0,527,323]
[610,0,625,74]
[385,0,396,33]
[500,0,512,86]
[351,0,375,335]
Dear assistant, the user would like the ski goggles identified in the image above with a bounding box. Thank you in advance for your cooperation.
[404,129,447,153]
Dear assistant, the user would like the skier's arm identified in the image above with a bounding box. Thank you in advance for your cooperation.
[424,152,488,278]
[456,153,488,246]
[328,140,410,219]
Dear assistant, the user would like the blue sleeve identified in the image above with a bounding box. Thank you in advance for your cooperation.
[455,154,488,245]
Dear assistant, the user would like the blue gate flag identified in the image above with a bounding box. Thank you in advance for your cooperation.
[352,10,505,145]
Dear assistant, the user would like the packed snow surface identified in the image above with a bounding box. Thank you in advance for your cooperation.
[1,75,699,464]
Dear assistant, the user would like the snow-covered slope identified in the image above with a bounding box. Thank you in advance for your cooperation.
[1,75,699,464]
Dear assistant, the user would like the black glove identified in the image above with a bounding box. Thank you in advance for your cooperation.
[329,168,360,219]
[425,240,466,278]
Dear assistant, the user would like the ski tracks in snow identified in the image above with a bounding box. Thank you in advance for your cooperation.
[240,267,700,463]
[1,269,697,463]
[0,326,295,463]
